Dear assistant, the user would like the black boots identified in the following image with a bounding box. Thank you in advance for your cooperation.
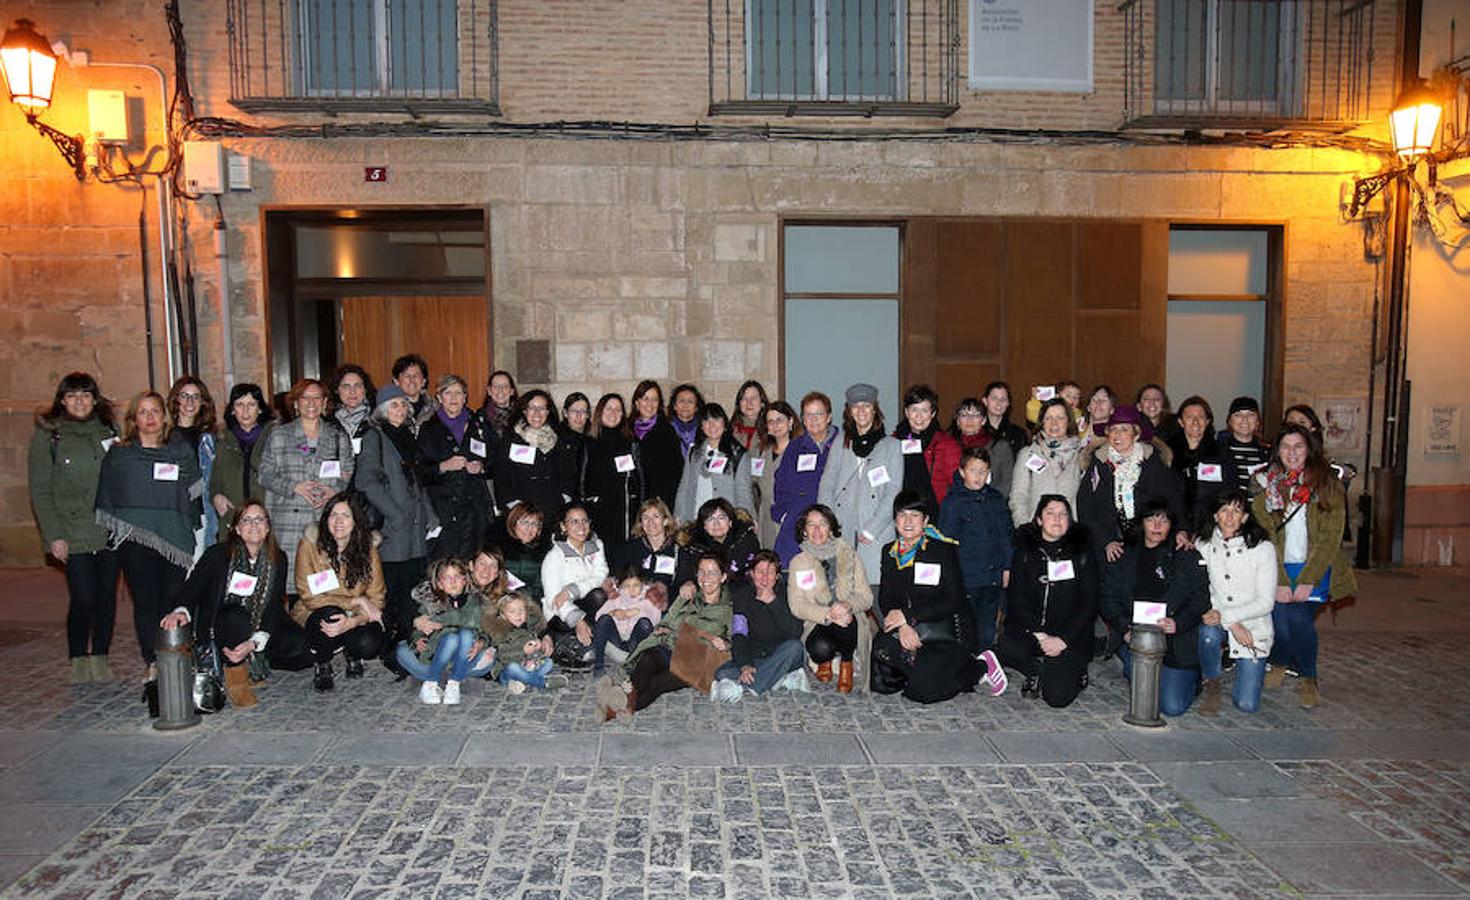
[345,657,364,680]
[313,661,335,692]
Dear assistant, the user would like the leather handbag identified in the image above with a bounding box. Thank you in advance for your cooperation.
[669,623,730,694]
[193,641,226,714]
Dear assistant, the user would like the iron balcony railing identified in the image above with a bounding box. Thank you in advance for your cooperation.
[1120,0,1397,129]
[227,0,499,114]
[708,0,961,117]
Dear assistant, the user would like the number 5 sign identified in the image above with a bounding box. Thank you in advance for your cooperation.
[364,166,388,182]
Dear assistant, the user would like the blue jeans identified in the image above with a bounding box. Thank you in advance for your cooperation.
[965,585,1005,651]
[1117,644,1200,717]
[394,630,492,683]
[1268,563,1328,678]
[1198,625,1267,712]
[713,638,806,695]
[592,615,655,672]
[500,658,554,688]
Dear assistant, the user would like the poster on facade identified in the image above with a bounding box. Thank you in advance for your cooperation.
[969,0,1094,92]
[1426,404,1461,456]
[1320,398,1364,452]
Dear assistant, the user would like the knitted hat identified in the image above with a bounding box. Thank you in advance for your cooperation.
[1228,396,1261,417]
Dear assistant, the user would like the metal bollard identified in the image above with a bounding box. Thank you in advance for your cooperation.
[1122,624,1167,728]
[153,623,201,731]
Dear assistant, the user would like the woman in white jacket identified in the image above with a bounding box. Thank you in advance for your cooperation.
[540,503,610,667]
[817,383,902,589]
[1194,488,1276,714]
[1009,398,1087,528]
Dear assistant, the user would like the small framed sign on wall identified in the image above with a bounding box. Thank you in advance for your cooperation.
[969,0,1094,93]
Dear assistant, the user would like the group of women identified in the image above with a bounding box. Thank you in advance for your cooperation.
[30,361,1355,716]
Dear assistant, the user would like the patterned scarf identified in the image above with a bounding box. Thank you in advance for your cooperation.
[888,525,953,569]
[229,542,276,630]
[1106,443,1146,519]
[1264,467,1312,513]
[671,416,699,455]
[516,422,558,454]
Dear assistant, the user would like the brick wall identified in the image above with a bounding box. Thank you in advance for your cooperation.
[0,1,1398,564]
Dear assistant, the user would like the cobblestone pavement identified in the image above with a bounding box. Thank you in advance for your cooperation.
[2,615,1468,896]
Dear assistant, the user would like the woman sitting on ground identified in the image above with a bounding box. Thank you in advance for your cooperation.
[290,493,387,692]
[710,549,808,702]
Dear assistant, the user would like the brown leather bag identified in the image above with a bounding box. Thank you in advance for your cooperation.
[669,623,730,694]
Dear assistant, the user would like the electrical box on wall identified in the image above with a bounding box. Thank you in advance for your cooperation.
[183,141,225,194]
[86,90,127,144]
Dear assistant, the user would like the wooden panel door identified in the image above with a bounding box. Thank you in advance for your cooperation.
[340,295,490,392]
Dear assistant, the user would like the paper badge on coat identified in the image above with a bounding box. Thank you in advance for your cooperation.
[319,459,342,479]
[1197,463,1223,482]
[306,568,341,594]
[796,453,818,472]
[510,443,536,465]
[227,572,259,596]
[1046,559,1075,582]
[100,437,118,452]
[795,569,817,590]
[901,438,922,455]
[867,465,891,487]
[1026,454,1048,473]
[505,572,526,590]
[469,438,487,458]
[1033,385,1056,401]
[1132,601,1167,625]
[426,525,442,540]
[654,555,677,575]
[750,458,766,477]
[351,437,363,455]
[913,562,941,586]
[706,455,728,474]
[152,462,180,481]
[614,453,635,473]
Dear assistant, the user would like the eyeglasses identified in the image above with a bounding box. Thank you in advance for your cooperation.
[564,517,590,526]
[178,392,203,402]
[526,404,549,413]
[237,516,268,526]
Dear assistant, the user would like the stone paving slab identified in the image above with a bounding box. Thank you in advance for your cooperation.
[1232,728,1377,760]
[733,733,867,766]
[1245,842,1463,896]
[174,732,337,766]
[459,733,601,767]
[1108,730,1256,762]
[989,730,1129,763]
[859,733,1001,766]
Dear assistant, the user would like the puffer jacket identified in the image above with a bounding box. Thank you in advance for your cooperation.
[28,416,116,554]
[539,536,610,626]
[291,523,386,627]
[937,474,1013,589]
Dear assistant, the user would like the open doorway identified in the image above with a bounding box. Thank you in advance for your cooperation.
[263,207,490,404]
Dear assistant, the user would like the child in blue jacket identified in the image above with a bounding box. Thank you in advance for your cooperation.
[938,446,1014,661]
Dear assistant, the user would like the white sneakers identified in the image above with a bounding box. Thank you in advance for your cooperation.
[506,680,528,695]
[419,680,443,705]
[442,680,462,705]
[776,668,811,693]
[710,679,744,703]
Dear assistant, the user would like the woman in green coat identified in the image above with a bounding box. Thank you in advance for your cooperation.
[28,373,120,684]
[615,549,734,714]
[209,383,275,536]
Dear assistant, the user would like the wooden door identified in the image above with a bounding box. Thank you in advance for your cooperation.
[340,295,490,392]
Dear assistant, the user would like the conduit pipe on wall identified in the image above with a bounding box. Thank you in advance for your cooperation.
[215,214,234,389]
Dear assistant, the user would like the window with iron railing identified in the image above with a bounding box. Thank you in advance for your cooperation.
[1122,0,1396,128]
[711,0,959,116]
[227,0,499,113]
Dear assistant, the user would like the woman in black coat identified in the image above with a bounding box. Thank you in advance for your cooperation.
[1167,396,1234,537]
[870,491,982,704]
[493,389,579,524]
[416,375,493,561]
[612,498,686,605]
[629,380,684,513]
[1076,405,1185,564]
[672,498,761,597]
[583,393,644,545]
[998,495,1098,708]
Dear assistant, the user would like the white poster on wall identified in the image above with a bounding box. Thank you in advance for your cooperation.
[1426,405,1461,456]
[969,0,1094,93]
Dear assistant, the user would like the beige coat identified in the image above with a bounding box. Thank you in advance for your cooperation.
[786,540,875,692]
[291,524,386,628]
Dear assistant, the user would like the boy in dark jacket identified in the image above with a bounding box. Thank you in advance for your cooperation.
[938,447,1013,657]
[710,551,807,702]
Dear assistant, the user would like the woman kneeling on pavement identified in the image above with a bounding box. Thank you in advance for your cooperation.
[870,491,985,703]
[398,556,494,705]
[1098,500,1209,716]
[710,549,808,702]
[998,495,1097,708]
[786,504,874,694]
[160,500,307,709]
[290,493,387,692]
[1195,488,1277,714]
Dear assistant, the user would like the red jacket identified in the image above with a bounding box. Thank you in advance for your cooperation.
[925,431,963,506]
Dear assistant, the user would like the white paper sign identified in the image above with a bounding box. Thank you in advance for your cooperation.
[1033,385,1056,401]
[1197,463,1223,483]
[796,453,818,472]
[227,572,259,596]
[795,569,817,590]
[506,572,526,590]
[1132,601,1167,626]
[913,562,941,586]
[1046,559,1076,582]
[654,555,677,576]
[510,444,536,465]
[1248,462,1268,476]
[426,525,442,540]
[319,460,342,479]
[614,453,636,473]
[306,568,341,594]
[152,462,179,481]
[750,458,766,477]
[707,455,728,474]
[901,438,922,455]
[970,0,1094,93]
[867,465,891,487]
[469,438,487,458]
[100,437,118,452]
[351,437,363,455]
[1026,454,1049,473]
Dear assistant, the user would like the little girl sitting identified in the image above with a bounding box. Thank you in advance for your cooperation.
[487,591,570,693]
[591,566,664,675]
[395,557,494,706]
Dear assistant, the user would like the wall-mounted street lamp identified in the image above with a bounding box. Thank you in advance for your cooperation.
[0,18,86,180]
[1388,79,1444,161]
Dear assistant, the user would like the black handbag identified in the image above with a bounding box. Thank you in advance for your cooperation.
[193,641,225,714]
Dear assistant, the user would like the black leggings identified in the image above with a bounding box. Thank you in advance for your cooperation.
[64,550,119,658]
[806,621,858,664]
[995,628,1086,709]
[629,646,686,711]
[382,558,428,640]
[303,606,387,664]
[117,542,185,665]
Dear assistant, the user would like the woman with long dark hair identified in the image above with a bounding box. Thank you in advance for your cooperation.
[479,369,519,440]
[631,380,684,511]
[1167,395,1232,536]
[209,383,275,535]
[1196,488,1277,715]
[744,401,800,549]
[673,402,750,523]
[583,393,642,544]
[168,375,219,545]
[28,372,119,683]
[558,391,592,502]
[328,364,376,455]
[731,380,769,450]
[979,381,1028,458]
[666,383,706,460]
[291,493,386,691]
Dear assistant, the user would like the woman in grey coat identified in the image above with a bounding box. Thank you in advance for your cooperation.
[674,403,752,523]
[817,384,902,587]
[353,384,438,649]
[258,379,355,585]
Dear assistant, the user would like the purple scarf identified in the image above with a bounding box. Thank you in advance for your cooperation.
[672,416,699,455]
[633,416,657,441]
[438,407,469,445]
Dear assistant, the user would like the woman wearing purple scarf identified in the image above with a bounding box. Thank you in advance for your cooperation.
[416,374,493,560]
[771,392,838,564]
[210,383,276,536]
[631,380,685,512]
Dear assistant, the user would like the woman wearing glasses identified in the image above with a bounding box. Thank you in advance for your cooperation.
[492,389,579,525]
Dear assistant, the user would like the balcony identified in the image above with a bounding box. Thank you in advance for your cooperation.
[708,0,961,118]
[226,0,499,114]
[1120,0,1397,130]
